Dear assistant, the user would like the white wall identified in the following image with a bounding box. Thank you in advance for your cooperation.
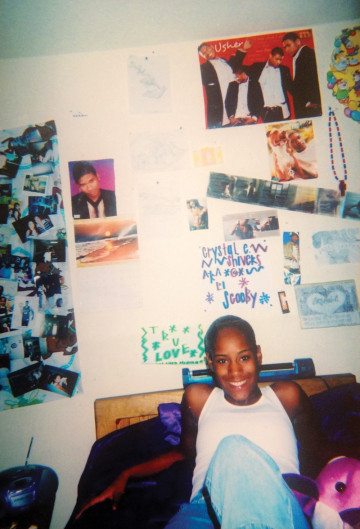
[1,0,359,59]
[0,18,360,529]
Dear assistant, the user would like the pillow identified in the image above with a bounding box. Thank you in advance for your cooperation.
[77,416,171,501]
[158,402,182,445]
[67,413,192,529]
[309,382,360,455]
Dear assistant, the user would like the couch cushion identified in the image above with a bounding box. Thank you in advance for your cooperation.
[310,382,360,456]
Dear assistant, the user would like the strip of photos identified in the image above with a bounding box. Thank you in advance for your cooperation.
[0,120,80,411]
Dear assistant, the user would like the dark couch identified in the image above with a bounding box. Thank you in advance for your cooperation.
[65,382,360,529]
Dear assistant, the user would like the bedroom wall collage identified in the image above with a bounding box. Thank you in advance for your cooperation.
[0,17,359,529]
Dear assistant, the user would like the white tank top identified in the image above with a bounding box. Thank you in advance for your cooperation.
[191,386,299,500]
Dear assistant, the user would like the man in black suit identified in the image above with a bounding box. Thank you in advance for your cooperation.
[282,32,322,119]
[247,47,292,123]
[224,67,259,125]
[71,161,117,219]
[198,41,250,128]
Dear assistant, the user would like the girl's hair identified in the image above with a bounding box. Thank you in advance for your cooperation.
[204,315,257,358]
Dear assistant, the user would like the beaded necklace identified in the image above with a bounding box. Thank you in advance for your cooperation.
[328,106,347,196]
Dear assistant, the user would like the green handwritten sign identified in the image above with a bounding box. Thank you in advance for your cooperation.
[141,323,205,364]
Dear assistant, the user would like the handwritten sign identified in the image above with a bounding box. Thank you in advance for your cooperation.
[141,323,205,364]
[128,55,171,114]
[312,228,360,264]
[200,240,274,311]
[69,110,88,118]
[295,280,360,329]
[130,130,189,173]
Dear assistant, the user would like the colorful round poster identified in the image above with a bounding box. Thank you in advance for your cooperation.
[327,26,360,122]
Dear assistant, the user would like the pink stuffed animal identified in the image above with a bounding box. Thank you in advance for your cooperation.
[288,456,360,528]
[313,456,360,528]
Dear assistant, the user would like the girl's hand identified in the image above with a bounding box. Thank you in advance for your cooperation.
[75,473,128,519]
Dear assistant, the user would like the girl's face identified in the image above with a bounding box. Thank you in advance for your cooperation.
[207,326,262,406]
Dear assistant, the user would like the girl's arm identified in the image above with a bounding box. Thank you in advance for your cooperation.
[76,448,185,518]
[76,386,206,519]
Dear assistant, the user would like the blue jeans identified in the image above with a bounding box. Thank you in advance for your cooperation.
[165,435,310,529]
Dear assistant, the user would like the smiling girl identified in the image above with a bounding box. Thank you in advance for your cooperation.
[77,315,325,528]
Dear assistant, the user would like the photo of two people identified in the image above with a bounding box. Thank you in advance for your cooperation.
[8,361,79,398]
